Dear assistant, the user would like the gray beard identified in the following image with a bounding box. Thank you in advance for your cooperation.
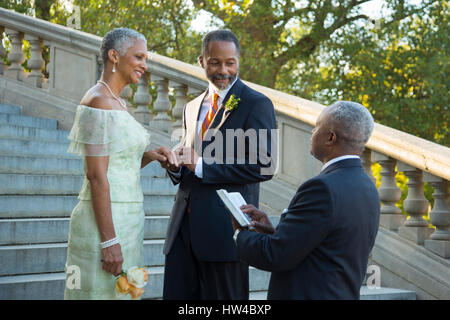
[208,71,239,92]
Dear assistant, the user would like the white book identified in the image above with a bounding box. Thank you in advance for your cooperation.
[216,189,252,228]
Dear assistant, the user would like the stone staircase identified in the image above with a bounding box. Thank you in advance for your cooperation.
[0,102,274,299]
[0,102,416,300]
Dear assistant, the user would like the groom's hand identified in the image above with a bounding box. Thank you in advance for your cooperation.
[240,204,275,234]
[177,147,199,172]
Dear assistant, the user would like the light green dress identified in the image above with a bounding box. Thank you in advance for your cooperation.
[64,105,151,300]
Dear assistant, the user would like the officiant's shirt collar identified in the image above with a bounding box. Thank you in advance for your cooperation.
[321,155,360,172]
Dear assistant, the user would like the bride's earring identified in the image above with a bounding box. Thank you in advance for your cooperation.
[112,63,116,73]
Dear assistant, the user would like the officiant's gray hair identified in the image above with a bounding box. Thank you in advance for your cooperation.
[326,101,374,153]
[100,28,146,68]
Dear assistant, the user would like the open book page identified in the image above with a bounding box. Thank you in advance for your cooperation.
[216,189,252,228]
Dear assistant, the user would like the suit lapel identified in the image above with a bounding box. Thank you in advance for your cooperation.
[204,79,244,138]
[187,89,208,147]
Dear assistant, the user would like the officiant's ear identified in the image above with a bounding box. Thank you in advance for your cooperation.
[326,130,337,146]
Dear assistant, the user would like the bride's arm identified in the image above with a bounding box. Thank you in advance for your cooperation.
[85,155,123,276]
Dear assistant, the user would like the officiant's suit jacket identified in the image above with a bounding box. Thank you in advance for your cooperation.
[163,79,277,261]
[236,158,380,299]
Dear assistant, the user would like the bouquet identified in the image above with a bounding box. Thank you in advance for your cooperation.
[115,267,149,300]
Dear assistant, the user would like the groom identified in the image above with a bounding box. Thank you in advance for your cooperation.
[161,29,277,299]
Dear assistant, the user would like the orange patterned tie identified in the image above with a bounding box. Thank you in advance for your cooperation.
[201,92,219,140]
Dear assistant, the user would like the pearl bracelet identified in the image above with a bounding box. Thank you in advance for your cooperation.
[100,236,120,249]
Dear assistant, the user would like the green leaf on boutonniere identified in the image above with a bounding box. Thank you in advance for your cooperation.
[225,94,240,112]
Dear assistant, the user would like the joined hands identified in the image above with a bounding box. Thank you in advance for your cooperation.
[146,146,199,173]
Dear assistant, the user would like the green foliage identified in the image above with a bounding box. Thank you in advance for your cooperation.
[1,0,447,145]
[305,1,449,146]
[72,0,202,63]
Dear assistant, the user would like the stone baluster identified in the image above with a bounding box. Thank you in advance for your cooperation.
[361,148,376,185]
[397,163,433,244]
[151,75,171,133]
[120,84,133,108]
[133,72,152,125]
[372,152,405,230]
[424,174,450,258]
[24,34,45,87]
[0,26,7,75]
[171,82,187,133]
[4,29,26,81]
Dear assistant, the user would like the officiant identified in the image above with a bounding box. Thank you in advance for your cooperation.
[231,101,380,300]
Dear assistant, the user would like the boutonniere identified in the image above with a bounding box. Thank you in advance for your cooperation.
[225,94,240,112]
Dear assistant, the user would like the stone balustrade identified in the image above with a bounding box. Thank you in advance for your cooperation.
[0,7,449,261]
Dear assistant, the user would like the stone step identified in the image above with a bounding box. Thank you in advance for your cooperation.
[0,266,270,300]
[0,113,57,130]
[359,286,416,300]
[0,173,177,195]
[0,195,174,218]
[0,137,73,157]
[0,239,165,276]
[0,103,21,115]
[248,287,417,300]
[0,154,168,177]
[0,125,70,144]
[0,216,169,245]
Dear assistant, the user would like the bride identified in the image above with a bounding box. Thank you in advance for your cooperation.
[64,28,177,299]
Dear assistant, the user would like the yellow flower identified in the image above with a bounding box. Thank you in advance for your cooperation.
[115,275,131,294]
[129,286,145,300]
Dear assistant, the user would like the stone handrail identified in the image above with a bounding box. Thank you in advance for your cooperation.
[0,8,448,260]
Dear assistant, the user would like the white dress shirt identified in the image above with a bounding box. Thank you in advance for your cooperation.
[194,78,239,178]
[321,155,360,172]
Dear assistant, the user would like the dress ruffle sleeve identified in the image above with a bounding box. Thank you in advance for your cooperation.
[67,105,150,156]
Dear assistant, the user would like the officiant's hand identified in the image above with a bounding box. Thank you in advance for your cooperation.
[240,204,275,234]
[177,146,199,172]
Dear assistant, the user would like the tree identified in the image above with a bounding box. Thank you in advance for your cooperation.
[287,0,449,145]
[191,0,431,88]
[72,0,201,62]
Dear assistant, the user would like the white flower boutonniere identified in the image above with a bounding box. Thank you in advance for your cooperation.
[225,94,240,112]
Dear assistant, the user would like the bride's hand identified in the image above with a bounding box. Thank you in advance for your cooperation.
[154,146,179,171]
[101,243,124,276]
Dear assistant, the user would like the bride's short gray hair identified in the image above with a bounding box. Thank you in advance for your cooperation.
[100,28,146,68]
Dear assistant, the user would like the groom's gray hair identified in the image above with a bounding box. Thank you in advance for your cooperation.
[202,29,240,56]
[100,28,146,68]
[327,101,374,152]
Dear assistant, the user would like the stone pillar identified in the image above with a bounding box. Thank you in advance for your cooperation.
[0,27,7,75]
[397,163,433,244]
[171,82,187,133]
[133,72,152,125]
[372,152,405,230]
[424,174,450,258]
[361,148,376,185]
[24,34,45,87]
[151,75,171,133]
[4,29,26,81]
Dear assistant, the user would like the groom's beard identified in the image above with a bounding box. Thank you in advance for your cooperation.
[208,72,238,91]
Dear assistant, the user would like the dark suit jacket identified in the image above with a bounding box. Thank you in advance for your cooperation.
[236,158,380,299]
[163,79,277,261]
